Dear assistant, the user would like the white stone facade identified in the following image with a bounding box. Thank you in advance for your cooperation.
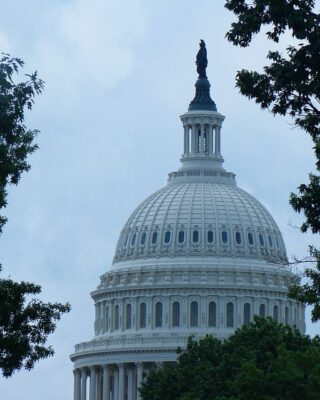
[71,62,305,400]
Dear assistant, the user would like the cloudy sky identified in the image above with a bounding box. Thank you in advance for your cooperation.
[0,1,319,399]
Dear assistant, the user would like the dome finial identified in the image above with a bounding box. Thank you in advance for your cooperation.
[189,41,217,112]
[196,40,207,79]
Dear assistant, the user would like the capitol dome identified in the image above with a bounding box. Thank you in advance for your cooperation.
[113,181,287,265]
[71,42,305,400]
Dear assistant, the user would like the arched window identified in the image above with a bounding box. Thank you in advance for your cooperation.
[208,301,217,327]
[207,230,214,243]
[155,302,163,328]
[222,231,228,244]
[285,306,289,325]
[268,235,273,248]
[140,232,147,246]
[126,304,132,329]
[235,232,242,245]
[259,234,264,247]
[172,302,180,327]
[243,303,251,325]
[226,302,234,327]
[192,230,199,243]
[190,301,199,327]
[275,236,280,249]
[140,303,146,328]
[178,230,185,243]
[259,304,266,318]
[114,305,119,330]
[131,233,136,246]
[248,232,254,245]
[273,305,279,322]
[151,231,158,245]
[164,231,171,244]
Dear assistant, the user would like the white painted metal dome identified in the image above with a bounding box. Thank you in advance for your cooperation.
[113,181,287,265]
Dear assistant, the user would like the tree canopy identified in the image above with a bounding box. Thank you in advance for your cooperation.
[140,317,320,400]
[0,54,70,377]
[224,0,320,320]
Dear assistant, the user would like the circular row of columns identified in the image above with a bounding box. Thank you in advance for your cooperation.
[74,362,155,400]
[183,123,222,158]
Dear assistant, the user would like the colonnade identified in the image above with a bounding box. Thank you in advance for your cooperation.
[183,122,222,158]
[74,362,150,400]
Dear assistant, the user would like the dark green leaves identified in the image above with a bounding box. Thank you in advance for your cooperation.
[225,0,320,322]
[0,54,70,377]
[0,53,44,234]
[140,318,320,400]
[0,279,70,377]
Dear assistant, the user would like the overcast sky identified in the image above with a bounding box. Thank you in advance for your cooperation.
[0,1,319,399]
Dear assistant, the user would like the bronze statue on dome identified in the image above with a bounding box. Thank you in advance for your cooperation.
[196,40,208,78]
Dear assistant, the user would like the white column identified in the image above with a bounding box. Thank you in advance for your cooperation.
[208,125,213,155]
[136,363,143,400]
[127,367,133,400]
[102,365,110,400]
[200,124,205,154]
[191,124,196,154]
[183,125,189,155]
[114,369,119,400]
[74,369,81,400]
[90,367,97,400]
[81,369,87,400]
[214,125,221,157]
[118,363,125,400]
[97,368,102,400]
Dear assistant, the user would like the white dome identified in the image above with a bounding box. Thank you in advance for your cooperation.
[113,180,287,265]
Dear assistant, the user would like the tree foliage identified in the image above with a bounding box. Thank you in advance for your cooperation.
[0,54,70,377]
[224,0,320,320]
[140,317,320,400]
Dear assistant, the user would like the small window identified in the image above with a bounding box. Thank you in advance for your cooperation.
[235,232,242,245]
[248,232,254,245]
[140,232,147,246]
[285,306,289,325]
[208,301,217,327]
[226,302,234,327]
[222,231,228,244]
[140,303,146,328]
[207,230,214,243]
[273,305,279,322]
[259,304,266,317]
[190,301,199,327]
[275,236,280,249]
[243,303,251,325]
[151,231,158,245]
[172,302,180,327]
[131,233,136,246]
[164,231,171,244]
[178,230,185,243]
[114,305,119,330]
[105,306,109,332]
[268,235,273,248]
[259,234,264,247]
[155,302,163,328]
[192,230,199,243]
[126,304,132,329]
